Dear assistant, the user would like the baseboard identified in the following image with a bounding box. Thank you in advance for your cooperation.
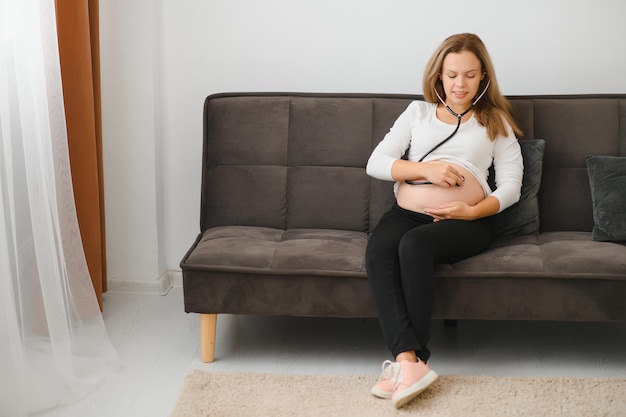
[107,269,181,295]
[169,269,183,287]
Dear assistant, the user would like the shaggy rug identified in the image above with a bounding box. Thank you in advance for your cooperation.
[170,370,626,417]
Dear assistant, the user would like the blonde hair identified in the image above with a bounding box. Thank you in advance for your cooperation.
[423,33,522,140]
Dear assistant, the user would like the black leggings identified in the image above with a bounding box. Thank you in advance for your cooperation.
[365,203,493,362]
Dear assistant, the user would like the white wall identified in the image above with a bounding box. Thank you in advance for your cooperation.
[100,0,165,287]
[99,0,626,289]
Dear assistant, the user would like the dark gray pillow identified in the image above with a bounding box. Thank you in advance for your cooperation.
[585,155,626,242]
[488,139,545,237]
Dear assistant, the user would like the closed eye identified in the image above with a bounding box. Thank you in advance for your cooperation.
[446,71,479,79]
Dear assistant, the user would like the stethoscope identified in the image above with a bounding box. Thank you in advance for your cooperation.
[405,79,491,185]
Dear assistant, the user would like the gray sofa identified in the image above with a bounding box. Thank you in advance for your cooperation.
[181,92,626,362]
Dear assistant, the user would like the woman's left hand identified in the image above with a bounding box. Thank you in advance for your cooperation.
[423,201,475,222]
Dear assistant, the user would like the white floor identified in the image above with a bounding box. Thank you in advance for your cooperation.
[39,286,626,417]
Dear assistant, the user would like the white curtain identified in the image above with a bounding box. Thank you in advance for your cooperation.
[0,0,120,415]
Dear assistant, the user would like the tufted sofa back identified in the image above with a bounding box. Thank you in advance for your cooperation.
[200,93,626,234]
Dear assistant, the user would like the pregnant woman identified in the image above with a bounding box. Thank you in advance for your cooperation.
[365,33,523,409]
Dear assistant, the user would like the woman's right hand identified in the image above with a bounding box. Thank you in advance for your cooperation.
[402,160,465,188]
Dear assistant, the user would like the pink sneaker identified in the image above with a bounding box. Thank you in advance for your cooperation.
[391,360,438,409]
[370,360,400,399]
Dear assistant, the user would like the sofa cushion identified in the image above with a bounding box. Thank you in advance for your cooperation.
[488,139,546,236]
[585,155,626,242]
[183,226,626,279]
[184,226,368,273]
[448,231,626,277]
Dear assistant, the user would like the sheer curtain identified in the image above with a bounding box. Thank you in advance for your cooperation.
[0,0,120,415]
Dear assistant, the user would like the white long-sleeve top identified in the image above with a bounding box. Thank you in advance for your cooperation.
[366,101,523,213]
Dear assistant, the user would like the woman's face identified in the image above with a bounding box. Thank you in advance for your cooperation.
[439,50,484,111]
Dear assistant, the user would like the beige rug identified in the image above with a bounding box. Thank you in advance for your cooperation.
[170,370,626,417]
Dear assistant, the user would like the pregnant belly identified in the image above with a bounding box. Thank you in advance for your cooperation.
[396,164,485,214]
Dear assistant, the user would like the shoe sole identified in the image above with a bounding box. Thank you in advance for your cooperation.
[370,387,393,399]
[391,370,438,409]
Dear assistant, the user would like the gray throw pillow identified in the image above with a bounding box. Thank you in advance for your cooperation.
[488,139,546,237]
[585,155,626,242]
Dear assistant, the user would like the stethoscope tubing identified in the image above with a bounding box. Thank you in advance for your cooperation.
[405,80,490,186]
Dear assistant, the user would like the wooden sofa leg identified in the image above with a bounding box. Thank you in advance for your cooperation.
[200,313,217,363]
